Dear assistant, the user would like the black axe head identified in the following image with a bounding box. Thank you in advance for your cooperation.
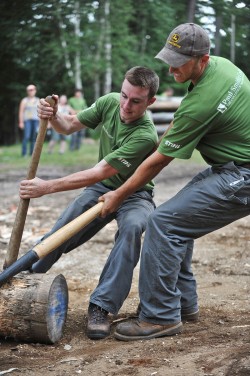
[0,250,39,287]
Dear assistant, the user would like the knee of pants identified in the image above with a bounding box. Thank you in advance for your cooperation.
[147,208,172,232]
[120,218,146,238]
[148,205,189,236]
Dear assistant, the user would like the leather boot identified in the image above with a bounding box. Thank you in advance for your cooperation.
[114,319,182,341]
[87,303,110,340]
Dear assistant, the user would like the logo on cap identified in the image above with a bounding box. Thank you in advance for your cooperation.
[168,33,181,49]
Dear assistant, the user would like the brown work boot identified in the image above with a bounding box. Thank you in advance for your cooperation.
[181,309,199,322]
[87,303,110,340]
[114,319,182,341]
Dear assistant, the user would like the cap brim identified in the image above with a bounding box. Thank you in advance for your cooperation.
[155,46,192,68]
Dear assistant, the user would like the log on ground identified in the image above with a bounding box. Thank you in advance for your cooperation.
[0,272,68,344]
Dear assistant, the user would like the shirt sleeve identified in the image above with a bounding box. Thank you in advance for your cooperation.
[76,100,102,129]
[158,113,212,159]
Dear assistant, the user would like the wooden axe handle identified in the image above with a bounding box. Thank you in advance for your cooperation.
[4,96,55,268]
[0,202,104,287]
[34,202,104,258]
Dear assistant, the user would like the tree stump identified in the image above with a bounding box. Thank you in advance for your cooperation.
[0,272,68,344]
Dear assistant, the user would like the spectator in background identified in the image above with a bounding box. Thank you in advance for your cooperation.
[18,84,40,156]
[68,89,88,150]
[160,86,174,98]
[48,95,74,154]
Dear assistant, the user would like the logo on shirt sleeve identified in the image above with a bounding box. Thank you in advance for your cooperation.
[217,103,227,113]
[164,140,181,149]
[118,158,131,167]
[217,69,243,114]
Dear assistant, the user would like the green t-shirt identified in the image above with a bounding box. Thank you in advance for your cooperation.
[77,93,158,190]
[158,56,250,166]
[68,97,87,112]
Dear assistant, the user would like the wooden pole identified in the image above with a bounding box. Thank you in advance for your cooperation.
[4,96,55,269]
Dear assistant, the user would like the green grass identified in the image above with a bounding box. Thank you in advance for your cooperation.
[0,141,100,172]
[0,141,206,173]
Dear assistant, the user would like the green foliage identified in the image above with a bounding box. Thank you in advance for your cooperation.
[196,0,250,71]
[0,0,249,145]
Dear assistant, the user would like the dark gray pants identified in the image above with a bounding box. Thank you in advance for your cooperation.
[32,182,155,314]
[138,162,250,325]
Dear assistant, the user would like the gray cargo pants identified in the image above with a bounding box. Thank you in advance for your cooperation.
[138,162,250,325]
[31,182,155,314]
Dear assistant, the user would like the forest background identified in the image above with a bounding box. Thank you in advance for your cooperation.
[0,0,249,146]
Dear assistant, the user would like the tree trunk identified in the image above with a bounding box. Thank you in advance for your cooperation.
[94,74,101,100]
[230,14,236,63]
[187,0,196,22]
[214,15,222,55]
[74,1,83,90]
[103,0,112,94]
[0,273,68,344]
[93,3,105,99]
[59,21,74,78]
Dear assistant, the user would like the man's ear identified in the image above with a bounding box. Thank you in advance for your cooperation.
[201,54,210,64]
[148,97,156,106]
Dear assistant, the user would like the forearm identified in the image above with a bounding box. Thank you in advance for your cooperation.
[37,96,84,135]
[20,170,105,199]
[18,102,25,124]
[19,160,118,199]
[115,158,167,201]
[49,112,82,135]
[99,151,173,217]
[45,169,102,194]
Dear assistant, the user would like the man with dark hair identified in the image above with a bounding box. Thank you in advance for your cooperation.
[99,23,250,341]
[20,66,159,340]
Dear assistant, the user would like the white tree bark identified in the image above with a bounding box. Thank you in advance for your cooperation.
[74,1,83,90]
[59,20,74,78]
[103,0,112,94]
[230,14,236,63]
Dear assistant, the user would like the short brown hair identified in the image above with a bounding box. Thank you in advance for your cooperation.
[124,66,159,98]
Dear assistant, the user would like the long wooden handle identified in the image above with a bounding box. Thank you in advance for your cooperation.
[0,202,104,287]
[4,96,55,268]
[34,202,104,259]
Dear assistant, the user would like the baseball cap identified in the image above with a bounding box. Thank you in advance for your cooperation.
[155,23,210,68]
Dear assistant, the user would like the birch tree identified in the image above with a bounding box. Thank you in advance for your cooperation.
[103,0,112,94]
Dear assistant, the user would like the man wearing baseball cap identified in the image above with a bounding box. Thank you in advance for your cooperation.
[99,23,250,341]
[156,23,210,68]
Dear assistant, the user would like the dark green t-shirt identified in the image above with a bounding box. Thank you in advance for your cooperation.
[77,93,158,189]
[158,56,250,166]
[68,97,87,112]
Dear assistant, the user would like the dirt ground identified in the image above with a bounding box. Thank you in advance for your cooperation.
[0,160,249,376]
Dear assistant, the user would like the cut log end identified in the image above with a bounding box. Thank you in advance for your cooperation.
[47,274,69,343]
[0,272,68,344]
